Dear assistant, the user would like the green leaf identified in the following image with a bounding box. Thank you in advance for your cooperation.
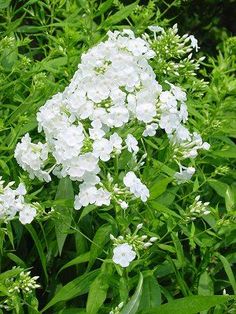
[25,225,48,282]
[54,177,74,255]
[208,179,229,198]
[198,271,214,314]
[59,309,86,314]
[86,262,112,314]
[87,224,112,270]
[7,253,26,268]
[101,2,138,28]
[0,0,10,9]
[225,186,236,211]
[149,201,181,218]
[217,253,236,294]
[138,274,161,311]
[140,295,236,314]
[171,232,185,267]
[95,0,114,17]
[120,273,143,314]
[198,271,214,296]
[58,252,90,274]
[149,177,172,199]
[213,146,236,158]
[79,205,97,221]
[0,267,23,282]
[42,270,99,312]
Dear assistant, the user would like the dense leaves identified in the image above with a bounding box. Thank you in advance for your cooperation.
[0,1,235,313]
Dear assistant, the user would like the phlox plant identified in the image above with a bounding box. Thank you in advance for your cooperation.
[0,1,236,314]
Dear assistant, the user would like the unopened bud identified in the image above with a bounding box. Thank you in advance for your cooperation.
[137,223,143,230]
[110,234,115,241]
[150,237,158,242]
[143,242,152,248]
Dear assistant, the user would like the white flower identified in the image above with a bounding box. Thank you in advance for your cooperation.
[19,205,37,224]
[87,82,110,103]
[148,25,164,34]
[110,133,122,153]
[125,134,139,154]
[108,106,129,127]
[123,171,149,202]
[169,84,187,102]
[143,123,158,137]
[188,35,200,52]
[66,153,100,181]
[16,183,27,196]
[0,180,36,224]
[74,185,110,210]
[112,243,136,267]
[93,138,113,161]
[159,112,181,134]
[136,103,156,123]
[95,188,111,206]
[14,134,50,182]
[53,125,84,163]
[119,200,128,209]
[174,166,195,184]
[89,120,105,140]
[74,185,97,210]
[172,125,191,143]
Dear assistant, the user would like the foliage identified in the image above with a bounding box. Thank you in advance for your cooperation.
[0,1,235,313]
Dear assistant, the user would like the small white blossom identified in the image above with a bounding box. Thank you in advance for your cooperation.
[14,134,50,182]
[174,166,195,184]
[0,180,36,225]
[93,138,113,161]
[143,123,158,137]
[123,171,149,202]
[19,205,37,225]
[110,133,122,153]
[125,134,139,154]
[188,35,200,52]
[112,243,136,267]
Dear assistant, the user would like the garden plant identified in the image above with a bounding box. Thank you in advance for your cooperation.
[0,0,236,313]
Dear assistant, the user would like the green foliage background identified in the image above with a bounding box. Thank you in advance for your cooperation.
[0,0,235,313]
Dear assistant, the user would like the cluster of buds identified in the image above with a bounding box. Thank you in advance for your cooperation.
[109,302,124,314]
[0,268,40,311]
[7,270,40,294]
[144,24,205,78]
[213,165,230,177]
[185,196,210,222]
[110,224,158,268]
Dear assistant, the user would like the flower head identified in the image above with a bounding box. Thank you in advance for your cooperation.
[112,243,136,267]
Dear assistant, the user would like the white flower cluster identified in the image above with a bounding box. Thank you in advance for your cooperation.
[172,131,210,159]
[15,133,50,182]
[123,171,149,202]
[15,29,209,212]
[0,179,36,224]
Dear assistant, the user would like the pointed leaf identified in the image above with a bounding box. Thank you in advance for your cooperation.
[86,262,112,313]
[140,295,236,314]
[138,274,161,311]
[42,270,99,312]
[120,273,143,314]
[54,177,74,255]
[87,224,112,270]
